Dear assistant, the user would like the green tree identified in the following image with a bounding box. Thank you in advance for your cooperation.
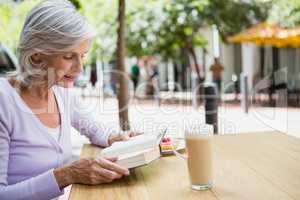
[79,1,118,65]
[206,0,270,41]
[125,0,166,58]
[158,0,208,79]
[0,0,39,52]
[126,0,208,80]
[267,0,300,28]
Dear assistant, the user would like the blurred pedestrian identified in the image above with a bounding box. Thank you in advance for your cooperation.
[110,69,118,96]
[130,62,140,92]
[150,65,160,104]
[90,64,97,88]
[150,65,159,86]
[210,57,224,93]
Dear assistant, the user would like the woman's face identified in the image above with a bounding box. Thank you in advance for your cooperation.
[38,39,90,88]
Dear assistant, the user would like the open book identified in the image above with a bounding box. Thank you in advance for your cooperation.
[100,132,165,169]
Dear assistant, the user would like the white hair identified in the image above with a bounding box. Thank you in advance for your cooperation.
[16,0,94,87]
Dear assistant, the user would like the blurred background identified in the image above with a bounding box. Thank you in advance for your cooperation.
[1,0,300,156]
[2,0,300,105]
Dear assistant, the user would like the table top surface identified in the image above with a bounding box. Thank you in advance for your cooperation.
[68,132,300,200]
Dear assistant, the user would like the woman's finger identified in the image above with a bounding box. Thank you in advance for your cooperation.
[92,174,114,184]
[120,134,130,141]
[96,157,129,175]
[105,156,118,162]
[128,131,143,137]
[94,167,122,180]
[113,134,130,142]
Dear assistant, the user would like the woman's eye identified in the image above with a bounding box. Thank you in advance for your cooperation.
[63,54,73,60]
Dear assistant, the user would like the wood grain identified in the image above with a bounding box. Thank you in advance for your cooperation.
[69,132,300,200]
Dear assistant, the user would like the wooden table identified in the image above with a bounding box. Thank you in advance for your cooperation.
[69,132,300,200]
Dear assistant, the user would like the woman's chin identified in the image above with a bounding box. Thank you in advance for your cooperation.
[56,80,74,88]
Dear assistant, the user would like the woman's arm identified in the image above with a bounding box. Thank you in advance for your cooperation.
[0,121,63,200]
[69,91,143,146]
[70,95,114,147]
[53,156,129,189]
[0,120,129,200]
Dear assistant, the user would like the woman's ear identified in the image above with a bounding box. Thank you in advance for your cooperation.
[31,53,43,65]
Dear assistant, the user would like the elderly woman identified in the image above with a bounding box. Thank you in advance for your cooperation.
[0,1,139,200]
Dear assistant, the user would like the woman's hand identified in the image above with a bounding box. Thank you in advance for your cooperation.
[54,156,129,189]
[108,131,143,146]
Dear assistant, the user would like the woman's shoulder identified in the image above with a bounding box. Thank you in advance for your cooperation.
[0,78,15,102]
[0,77,10,89]
[0,78,15,124]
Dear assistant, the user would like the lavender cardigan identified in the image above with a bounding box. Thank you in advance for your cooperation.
[0,78,113,200]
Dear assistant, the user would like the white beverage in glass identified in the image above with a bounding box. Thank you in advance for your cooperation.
[185,125,213,190]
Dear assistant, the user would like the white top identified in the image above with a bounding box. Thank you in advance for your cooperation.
[44,126,61,141]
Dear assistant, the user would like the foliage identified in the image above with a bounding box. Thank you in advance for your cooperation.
[156,0,208,61]
[0,0,117,65]
[125,0,271,60]
[267,0,300,28]
[0,0,39,52]
[287,7,300,27]
[0,4,13,46]
[2,0,300,66]
[205,0,271,41]
[68,0,82,10]
[126,0,208,62]
[80,0,118,65]
[125,0,165,58]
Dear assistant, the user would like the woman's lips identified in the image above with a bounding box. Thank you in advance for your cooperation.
[64,75,76,81]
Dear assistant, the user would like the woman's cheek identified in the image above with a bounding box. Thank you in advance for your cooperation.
[55,64,72,78]
[60,60,74,71]
[53,70,65,82]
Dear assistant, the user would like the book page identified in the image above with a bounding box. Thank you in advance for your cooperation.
[101,134,158,156]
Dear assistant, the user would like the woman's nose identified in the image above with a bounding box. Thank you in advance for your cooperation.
[74,57,84,72]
